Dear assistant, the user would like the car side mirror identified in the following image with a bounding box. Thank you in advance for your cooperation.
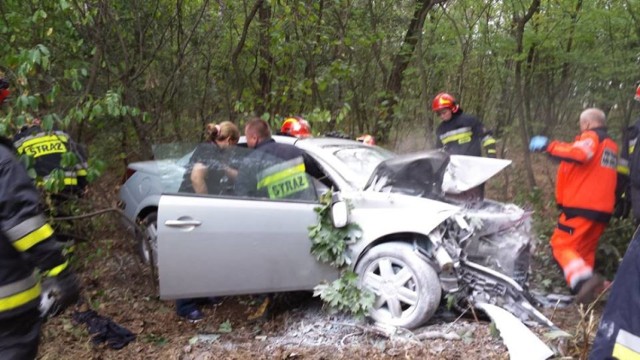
[331,200,348,228]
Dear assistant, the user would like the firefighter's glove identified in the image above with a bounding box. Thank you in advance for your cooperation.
[529,136,549,152]
[39,269,81,319]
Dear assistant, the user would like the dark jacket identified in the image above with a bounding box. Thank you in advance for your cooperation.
[13,126,88,194]
[435,111,496,157]
[235,139,315,200]
[618,119,640,220]
[0,138,69,320]
[590,227,640,359]
[179,142,229,194]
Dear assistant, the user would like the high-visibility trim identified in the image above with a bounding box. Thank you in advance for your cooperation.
[487,149,497,154]
[0,273,38,298]
[619,164,630,175]
[76,168,88,176]
[12,223,55,252]
[482,137,496,147]
[257,159,306,189]
[0,274,41,312]
[5,215,47,242]
[613,329,640,359]
[256,158,309,199]
[15,134,69,159]
[441,131,473,145]
[13,131,69,149]
[43,261,69,277]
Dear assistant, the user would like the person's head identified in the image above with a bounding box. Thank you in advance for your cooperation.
[208,121,240,149]
[356,134,376,145]
[579,108,606,132]
[431,92,459,122]
[280,116,311,138]
[244,118,271,149]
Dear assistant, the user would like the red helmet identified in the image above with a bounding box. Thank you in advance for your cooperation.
[356,134,375,145]
[281,117,311,138]
[635,84,640,102]
[432,92,459,113]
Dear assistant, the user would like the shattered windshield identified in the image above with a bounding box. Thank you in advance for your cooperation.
[323,145,394,182]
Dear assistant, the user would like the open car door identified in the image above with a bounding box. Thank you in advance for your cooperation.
[156,194,339,299]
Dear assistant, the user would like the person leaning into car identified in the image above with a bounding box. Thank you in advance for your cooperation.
[179,121,240,195]
[175,121,240,322]
[529,108,617,305]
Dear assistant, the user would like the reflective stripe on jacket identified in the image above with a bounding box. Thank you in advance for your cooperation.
[547,127,618,222]
[435,111,496,157]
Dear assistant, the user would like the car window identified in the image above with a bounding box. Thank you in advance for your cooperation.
[322,145,394,185]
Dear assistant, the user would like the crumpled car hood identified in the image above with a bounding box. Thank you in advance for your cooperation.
[364,150,512,197]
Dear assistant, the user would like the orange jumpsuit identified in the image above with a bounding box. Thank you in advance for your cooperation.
[546,127,618,293]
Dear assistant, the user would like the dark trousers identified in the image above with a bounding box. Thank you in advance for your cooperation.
[0,308,42,360]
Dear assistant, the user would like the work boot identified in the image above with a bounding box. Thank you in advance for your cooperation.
[247,295,271,321]
[574,274,606,305]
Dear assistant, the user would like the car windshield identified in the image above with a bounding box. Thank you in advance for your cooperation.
[321,144,394,187]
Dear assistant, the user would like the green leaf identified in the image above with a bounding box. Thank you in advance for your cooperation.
[218,320,233,333]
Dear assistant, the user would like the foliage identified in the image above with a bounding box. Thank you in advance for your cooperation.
[308,190,374,318]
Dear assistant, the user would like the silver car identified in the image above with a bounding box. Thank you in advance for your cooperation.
[120,136,550,329]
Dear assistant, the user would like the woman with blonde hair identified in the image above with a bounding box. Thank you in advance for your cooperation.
[179,121,240,195]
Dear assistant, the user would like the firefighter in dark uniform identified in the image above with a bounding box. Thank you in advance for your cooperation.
[432,92,497,200]
[235,118,317,319]
[13,118,88,195]
[13,117,89,245]
[432,92,497,158]
[0,81,80,358]
[590,84,640,360]
[529,108,617,304]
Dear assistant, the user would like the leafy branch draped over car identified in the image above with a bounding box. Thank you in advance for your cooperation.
[308,190,374,318]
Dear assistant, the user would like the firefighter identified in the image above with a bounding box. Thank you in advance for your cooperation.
[235,118,317,319]
[431,92,497,158]
[615,84,640,221]
[0,84,80,358]
[279,116,312,138]
[590,227,640,359]
[529,108,617,304]
[13,117,88,196]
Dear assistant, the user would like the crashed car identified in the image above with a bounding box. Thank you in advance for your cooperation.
[123,136,552,329]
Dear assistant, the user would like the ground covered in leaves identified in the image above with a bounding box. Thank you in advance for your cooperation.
[36,224,605,360]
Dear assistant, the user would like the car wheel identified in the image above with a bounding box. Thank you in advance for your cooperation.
[355,242,442,329]
[138,212,158,266]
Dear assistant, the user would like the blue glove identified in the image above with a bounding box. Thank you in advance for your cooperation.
[529,136,549,152]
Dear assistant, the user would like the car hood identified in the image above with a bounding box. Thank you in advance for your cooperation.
[364,150,511,197]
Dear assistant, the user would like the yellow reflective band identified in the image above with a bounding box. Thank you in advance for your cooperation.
[482,138,496,147]
[265,173,310,199]
[16,135,68,158]
[13,224,54,252]
[631,145,636,154]
[613,344,640,360]
[64,177,78,185]
[76,169,88,176]
[487,149,497,154]
[442,132,472,145]
[619,165,630,175]
[257,163,306,189]
[0,282,41,312]
[43,261,69,277]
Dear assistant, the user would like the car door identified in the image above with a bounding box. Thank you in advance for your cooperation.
[156,194,340,299]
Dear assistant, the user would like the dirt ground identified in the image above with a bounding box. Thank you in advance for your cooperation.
[36,224,603,360]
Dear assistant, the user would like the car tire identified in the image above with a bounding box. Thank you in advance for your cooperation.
[355,242,442,329]
[138,212,158,266]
